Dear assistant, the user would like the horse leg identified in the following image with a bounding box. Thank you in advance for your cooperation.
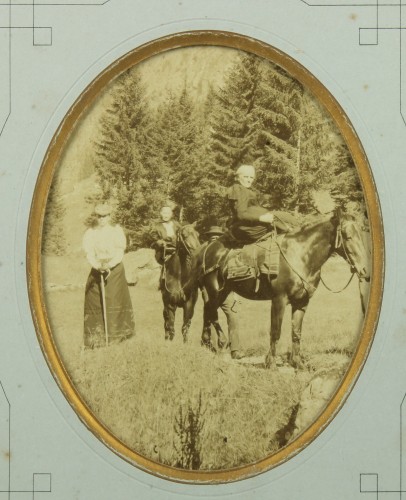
[163,302,176,341]
[290,303,308,369]
[200,275,221,352]
[265,295,287,370]
[200,286,212,349]
[181,290,197,343]
[201,298,218,352]
[212,320,228,351]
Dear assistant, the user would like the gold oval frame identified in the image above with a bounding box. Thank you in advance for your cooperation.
[27,30,384,484]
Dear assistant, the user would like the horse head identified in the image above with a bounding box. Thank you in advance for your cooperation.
[334,210,370,282]
[176,222,201,257]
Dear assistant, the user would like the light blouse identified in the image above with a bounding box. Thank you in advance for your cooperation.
[82,224,126,270]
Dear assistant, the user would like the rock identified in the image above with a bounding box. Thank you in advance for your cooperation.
[293,372,341,437]
[123,250,160,285]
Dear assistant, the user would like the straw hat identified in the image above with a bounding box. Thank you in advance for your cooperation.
[94,203,112,216]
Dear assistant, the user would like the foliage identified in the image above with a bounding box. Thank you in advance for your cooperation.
[210,54,264,177]
[208,54,302,210]
[91,53,366,247]
[293,94,339,213]
[174,391,205,469]
[93,67,164,248]
[42,182,67,255]
[330,142,366,217]
[152,88,216,227]
[254,63,303,209]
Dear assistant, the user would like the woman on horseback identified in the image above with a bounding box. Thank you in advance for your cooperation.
[227,164,275,243]
[151,204,181,265]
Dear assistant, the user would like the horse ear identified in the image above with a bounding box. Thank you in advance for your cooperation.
[192,221,197,228]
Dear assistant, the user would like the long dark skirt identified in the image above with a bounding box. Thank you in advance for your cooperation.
[83,262,135,348]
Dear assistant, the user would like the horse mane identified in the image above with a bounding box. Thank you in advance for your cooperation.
[295,212,337,233]
[298,207,358,231]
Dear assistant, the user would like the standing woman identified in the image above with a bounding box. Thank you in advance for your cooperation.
[82,203,135,348]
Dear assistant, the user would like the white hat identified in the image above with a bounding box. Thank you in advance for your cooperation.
[94,203,112,216]
[236,164,256,177]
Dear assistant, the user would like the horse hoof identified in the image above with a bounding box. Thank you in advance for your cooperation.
[291,357,304,370]
[201,340,216,353]
[265,354,278,371]
[217,342,227,352]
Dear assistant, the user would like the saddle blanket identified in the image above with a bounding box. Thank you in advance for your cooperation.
[225,235,284,281]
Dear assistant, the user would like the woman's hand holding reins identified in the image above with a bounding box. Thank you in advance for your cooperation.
[259,212,274,224]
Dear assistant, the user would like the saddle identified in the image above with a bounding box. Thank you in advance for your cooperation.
[225,233,284,282]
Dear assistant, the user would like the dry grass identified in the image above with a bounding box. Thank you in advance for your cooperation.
[42,252,366,470]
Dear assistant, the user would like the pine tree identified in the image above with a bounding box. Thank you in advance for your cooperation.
[151,87,225,228]
[91,52,366,247]
[330,142,365,216]
[209,53,264,184]
[293,93,339,213]
[254,64,303,209]
[208,53,304,211]
[42,182,67,255]
[93,67,161,248]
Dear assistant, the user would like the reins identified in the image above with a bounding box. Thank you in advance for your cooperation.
[271,239,316,298]
[320,271,355,293]
[271,216,357,295]
[199,214,361,297]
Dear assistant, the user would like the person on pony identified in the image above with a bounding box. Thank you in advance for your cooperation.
[227,164,276,243]
[151,204,181,265]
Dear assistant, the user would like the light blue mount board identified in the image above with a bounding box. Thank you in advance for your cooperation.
[0,0,403,498]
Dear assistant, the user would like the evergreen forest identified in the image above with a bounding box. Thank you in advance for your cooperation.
[91,52,365,249]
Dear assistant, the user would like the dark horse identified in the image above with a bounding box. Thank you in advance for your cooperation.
[160,223,201,342]
[197,210,370,369]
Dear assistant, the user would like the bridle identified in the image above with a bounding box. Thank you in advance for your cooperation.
[162,225,199,296]
[274,214,358,295]
[319,216,361,293]
[163,225,196,263]
[333,218,362,277]
[176,226,195,258]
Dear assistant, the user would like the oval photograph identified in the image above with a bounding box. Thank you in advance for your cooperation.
[29,32,382,482]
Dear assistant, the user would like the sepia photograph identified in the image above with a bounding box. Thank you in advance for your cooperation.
[32,36,378,481]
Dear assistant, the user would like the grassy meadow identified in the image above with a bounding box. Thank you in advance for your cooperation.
[42,252,366,470]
